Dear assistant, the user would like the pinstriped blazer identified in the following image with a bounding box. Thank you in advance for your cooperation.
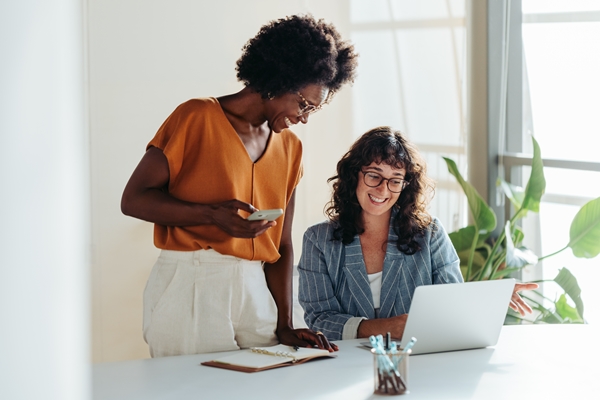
[297,214,462,341]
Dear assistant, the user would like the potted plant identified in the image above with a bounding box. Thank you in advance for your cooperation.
[443,136,600,324]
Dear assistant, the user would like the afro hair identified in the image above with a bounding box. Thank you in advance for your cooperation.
[236,14,358,99]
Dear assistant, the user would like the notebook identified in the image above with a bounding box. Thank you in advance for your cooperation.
[399,279,516,355]
[201,344,335,373]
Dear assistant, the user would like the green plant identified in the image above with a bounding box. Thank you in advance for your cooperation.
[443,136,600,324]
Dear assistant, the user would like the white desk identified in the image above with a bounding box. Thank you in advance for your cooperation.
[93,325,599,399]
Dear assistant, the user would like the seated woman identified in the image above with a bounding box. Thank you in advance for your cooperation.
[298,126,536,341]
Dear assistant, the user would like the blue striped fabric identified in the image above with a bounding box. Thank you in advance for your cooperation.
[298,212,463,340]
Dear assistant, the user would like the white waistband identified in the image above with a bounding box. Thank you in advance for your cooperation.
[158,248,262,266]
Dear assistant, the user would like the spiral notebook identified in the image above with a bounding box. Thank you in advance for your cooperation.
[201,344,335,373]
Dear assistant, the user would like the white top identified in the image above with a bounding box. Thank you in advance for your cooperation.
[367,271,382,310]
[93,325,600,400]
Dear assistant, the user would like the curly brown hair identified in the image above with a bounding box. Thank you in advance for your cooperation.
[326,126,435,255]
[236,14,358,99]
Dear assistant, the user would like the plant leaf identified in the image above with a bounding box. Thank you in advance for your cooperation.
[518,293,560,324]
[449,226,489,252]
[554,294,584,323]
[504,310,523,325]
[554,267,584,319]
[449,226,477,252]
[511,226,524,247]
[444,157,496,234]
[504,221,538,268]
[497,177,525,210]
[520,136,546,214]
[568,196,600,258]
[458,249,486,281]
[491,267,522,280]
[537,311,563,324]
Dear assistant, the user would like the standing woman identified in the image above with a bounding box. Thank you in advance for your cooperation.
[121,14,358,357]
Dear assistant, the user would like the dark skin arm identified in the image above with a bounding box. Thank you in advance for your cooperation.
[121,146,274,237]
[123,147,336,350]
[264,190,337,352]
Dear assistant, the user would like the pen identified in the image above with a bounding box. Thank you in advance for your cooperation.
[402,337,417,353]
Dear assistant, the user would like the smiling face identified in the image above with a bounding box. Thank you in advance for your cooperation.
[265,84,329,133]
[356,161,406,220]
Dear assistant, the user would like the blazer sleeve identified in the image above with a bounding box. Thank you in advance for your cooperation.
[430,218,464,284]
[297,226,358,341]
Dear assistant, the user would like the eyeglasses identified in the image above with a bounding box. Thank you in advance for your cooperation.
[296,90,334,116]
[360,171,408,193]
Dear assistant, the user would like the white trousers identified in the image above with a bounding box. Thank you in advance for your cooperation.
[143,249,278,357]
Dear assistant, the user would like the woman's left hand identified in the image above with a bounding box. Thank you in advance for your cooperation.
[509,282,539,316]
[276,327,338,352]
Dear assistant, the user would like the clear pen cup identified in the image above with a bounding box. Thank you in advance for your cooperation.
[371,348,411,395]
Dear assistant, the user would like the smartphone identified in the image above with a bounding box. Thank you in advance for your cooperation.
[247,208,284,221]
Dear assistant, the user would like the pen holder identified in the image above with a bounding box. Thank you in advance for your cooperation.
[371,348,410,395]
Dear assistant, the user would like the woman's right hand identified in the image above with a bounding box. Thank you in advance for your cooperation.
[277,326,338,353]
[357,314,408,339]
[209,199,277,238]
[121,147,276,238]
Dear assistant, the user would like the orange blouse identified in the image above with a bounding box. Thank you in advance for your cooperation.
[147,98,303,263]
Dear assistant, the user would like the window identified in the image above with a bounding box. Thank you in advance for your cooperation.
[518,0,600,323]
[349,0,468,232]
[294,0,468,264]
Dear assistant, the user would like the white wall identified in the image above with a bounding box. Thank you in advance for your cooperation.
[90,0,470,363]
[89,0,354,362]
[0,0,90,399]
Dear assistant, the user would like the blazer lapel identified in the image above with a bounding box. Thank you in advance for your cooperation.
[378,224,404,318]
[343,236,376,319]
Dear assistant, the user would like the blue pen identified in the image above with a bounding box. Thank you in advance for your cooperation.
[369,335,379,350]
[370,335,405,393]
[402,337,417,353]
[392,336,417,382]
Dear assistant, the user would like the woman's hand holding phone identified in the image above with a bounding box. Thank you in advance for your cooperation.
[246,208,284,221]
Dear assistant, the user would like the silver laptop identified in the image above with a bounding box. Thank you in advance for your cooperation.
[400,279,515,355]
